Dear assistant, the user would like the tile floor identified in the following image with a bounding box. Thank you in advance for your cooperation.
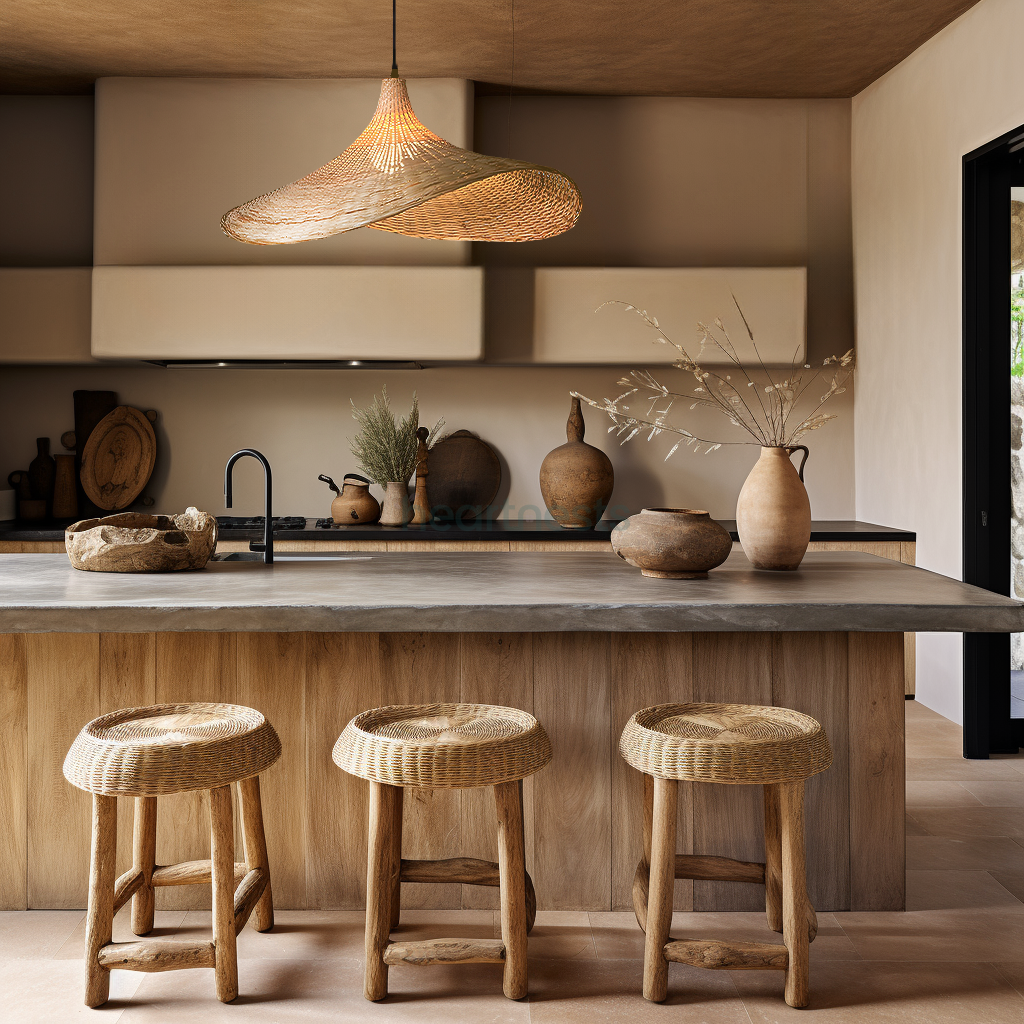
[4,699,1024,1022]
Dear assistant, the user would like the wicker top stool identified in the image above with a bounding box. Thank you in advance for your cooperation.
[333,702,551,789]
[64,702,282,796]
[620,701,832,1010]
[335,702,551,1004]
[63,702,281,1008]
[620,702,832,785]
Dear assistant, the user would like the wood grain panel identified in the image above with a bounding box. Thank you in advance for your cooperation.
[901,542,917,696]
[0,541,67,553]
[305,632,381,909]
[0,634,28,909]
[805,540,902,560]
[99,633,156,881]
[153,632,236,910]
[771,632,850,910]
[848,632,905,910]
[277,540,389,552]
[236,632,306,909]
[610,633,694,911]
[692,632,772,911]
[533,632,611,910]
[27,632,99,908]
[458,633,533,910]
[379,633,462,908]
[509,540,611,552]
[386,541,510,551]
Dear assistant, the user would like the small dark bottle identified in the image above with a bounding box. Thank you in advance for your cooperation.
[28,437,56,515]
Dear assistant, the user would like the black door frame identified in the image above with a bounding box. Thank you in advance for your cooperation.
[962,125,1024,757]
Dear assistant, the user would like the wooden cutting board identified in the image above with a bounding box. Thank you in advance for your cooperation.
[426,429,501,521]
[80,406,157,511]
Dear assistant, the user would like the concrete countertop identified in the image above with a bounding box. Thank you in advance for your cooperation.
[0,549,1017,634]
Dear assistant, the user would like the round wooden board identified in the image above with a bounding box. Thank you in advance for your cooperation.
[427,430,501,521]
[80,406,157,511]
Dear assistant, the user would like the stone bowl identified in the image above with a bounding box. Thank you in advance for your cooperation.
[66,507,217,573]
[610,508,732,579]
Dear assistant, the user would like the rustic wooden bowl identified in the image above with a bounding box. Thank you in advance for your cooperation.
[66,507,217,573]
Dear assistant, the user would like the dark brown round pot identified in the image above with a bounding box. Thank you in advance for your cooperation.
[610,508,732,579]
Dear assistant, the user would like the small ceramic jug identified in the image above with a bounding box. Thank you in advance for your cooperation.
[319,473,381,525]
[379,481,413,527]
[735,446,811,570]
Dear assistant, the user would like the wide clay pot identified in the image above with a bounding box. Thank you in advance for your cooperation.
[379,481,413,527]
[332,474,381,525]
[736,446,811,570]
[540,395,614,528]
[611,508,732,579]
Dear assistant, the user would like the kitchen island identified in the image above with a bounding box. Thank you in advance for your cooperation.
[1,549,1018,919]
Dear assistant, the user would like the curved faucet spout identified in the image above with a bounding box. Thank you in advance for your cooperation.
[224,449,274,563]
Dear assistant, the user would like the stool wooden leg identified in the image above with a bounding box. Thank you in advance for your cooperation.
[84,794,117,1008]
[780,781,809,1008]
[131,796,157,936]
[643,776,677,1003]
[239,775,274,932]
[365,781,400,1001]
[495,779,528,1000]
[390,786,404,931]
[210,785,238,1003]
[763,784,783,934]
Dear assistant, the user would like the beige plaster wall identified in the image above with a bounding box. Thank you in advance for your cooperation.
[0,92,856,525]
[852,0,1024,722]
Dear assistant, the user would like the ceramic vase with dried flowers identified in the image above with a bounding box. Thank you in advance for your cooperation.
[349,387,443,527]
[575,300,853,571]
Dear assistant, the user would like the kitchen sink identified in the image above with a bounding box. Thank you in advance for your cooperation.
[211,551,373,562]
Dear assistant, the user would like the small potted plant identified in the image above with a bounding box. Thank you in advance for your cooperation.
[350,388,442,527]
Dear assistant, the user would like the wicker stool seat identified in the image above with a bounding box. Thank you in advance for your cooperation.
[333,702,551,789]
[335,703,552,1003]
[64,702,282,796]
[63,702,281,1009]
[621,702,832,1010]
[620,702,832,785]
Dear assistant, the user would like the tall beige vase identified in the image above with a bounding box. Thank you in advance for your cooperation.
[735,446,811,570]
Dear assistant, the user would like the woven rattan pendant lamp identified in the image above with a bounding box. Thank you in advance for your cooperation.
[221,3,581,244]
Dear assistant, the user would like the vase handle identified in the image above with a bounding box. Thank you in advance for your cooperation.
[786,445,809,482]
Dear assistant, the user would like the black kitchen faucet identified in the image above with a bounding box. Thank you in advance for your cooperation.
[224,449,274,563]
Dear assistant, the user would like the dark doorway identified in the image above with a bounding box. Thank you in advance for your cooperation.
[963,125,1024,757]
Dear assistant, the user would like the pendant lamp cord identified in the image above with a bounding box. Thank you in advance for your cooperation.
[391,0,398,77]
[507,0,515,157]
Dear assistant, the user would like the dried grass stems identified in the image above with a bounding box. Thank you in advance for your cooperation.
[350,386,443,485]
[574,299,854,460]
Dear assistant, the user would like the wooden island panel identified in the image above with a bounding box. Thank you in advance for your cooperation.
[0,629,905,914]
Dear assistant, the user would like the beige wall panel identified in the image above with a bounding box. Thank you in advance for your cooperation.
[771,632,850,910]
[459,633,534,910]
[851,0,1024,723]
[0,635,28,909]
[27,632,99,908]
[236,632,307,909]
[609,633,694,912]
[533,632,612,910]
[91,266,484,361]
[153,632,236,910]
[848,631,905,911]
[532,267,806,365]
[0,269,95,364]
[691,631,772,911]
[379,633,462,909]
[94,77,471,267]
[99,633,156,879]
[305,632,382,909]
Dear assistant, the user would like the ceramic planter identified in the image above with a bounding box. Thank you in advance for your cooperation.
[736,446,811,570]
[611,507,732,579]
[379,481,413,527]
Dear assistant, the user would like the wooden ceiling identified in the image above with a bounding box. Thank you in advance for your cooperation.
[1,0,981,97]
